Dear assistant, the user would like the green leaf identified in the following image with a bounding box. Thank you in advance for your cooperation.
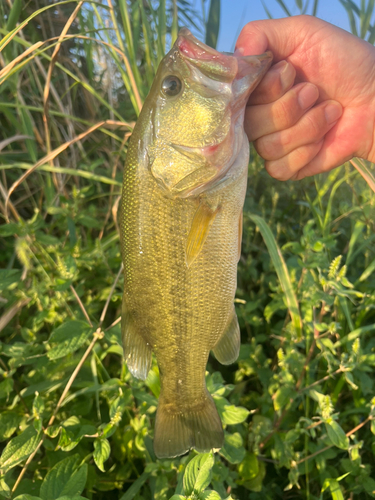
[321,478,344,500]
[56,497,89,500]
[273,385,294,412]
[47,321,93,360]
[214,396,249,425]
[0,223,20,236]
[119,471,151,500]
[205,0,220,49]
[238,452,259,481]
[0,379,13,399]
[0,412,23,442]
[93,438,111,472]
[39,455,87,500]
[6,0,23,31]
[13,496,42,500]
[219,432,246,464]
[241,459,266,492]
[248,214,302,339]
[0,426,40,471]
[325,420,349,450]
[199,490,221,500]
[145,368,160,398]
[0,269,22,289]
[0,478,11,499]
[183,452,215,496]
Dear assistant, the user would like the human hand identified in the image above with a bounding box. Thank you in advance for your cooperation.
[236,15,375,180]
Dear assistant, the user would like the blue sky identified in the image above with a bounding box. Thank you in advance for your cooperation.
[210,0,353,51]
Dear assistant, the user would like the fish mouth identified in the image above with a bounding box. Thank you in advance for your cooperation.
[176,28,238,82]
[176,28,273,88]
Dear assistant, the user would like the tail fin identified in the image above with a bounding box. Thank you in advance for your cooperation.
[153,391,223,459]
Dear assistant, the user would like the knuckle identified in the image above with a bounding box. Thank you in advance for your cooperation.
[273,97,297,130]
[293,142,320,166]
[304,111,325,139]
[265,160,291,181]
[255,136,279,160]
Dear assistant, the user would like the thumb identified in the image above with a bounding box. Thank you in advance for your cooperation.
[236,15,314,61]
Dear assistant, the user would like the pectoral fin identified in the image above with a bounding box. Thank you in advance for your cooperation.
[122,296,152,380]
[212,307,240,365]
[186,201,219,267]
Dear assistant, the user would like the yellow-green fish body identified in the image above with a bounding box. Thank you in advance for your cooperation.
[120,29,272,458]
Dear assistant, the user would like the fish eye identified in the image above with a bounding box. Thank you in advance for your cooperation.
[161,75,182,97]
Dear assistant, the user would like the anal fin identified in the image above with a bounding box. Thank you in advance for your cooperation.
[212,307,240,365]
[186,201,219,267]
[122,296,152,380]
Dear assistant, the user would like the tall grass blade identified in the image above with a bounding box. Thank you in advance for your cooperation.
[158,0,167,61]
[358,257,375,282]
[6,0,22,32]
[262,0,274,19]
[312,0,320,16]
[338,0,359,35]
[0,0,77,53]
[368,23,375,44]
[274,0,292,16]
[205,0,220,49]
[117,0,143,93]
[172,0,179,45]
[1,163,122,187]
[323,170,357,235]
[350,158,375,192]
[248,213,302,340]
[346,220,365,266]
[5,121,106,220]
[361,0,375,38]
[104,0,143,113]
[139,1,158,85]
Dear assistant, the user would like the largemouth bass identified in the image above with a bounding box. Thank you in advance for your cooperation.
[120,28,272,459]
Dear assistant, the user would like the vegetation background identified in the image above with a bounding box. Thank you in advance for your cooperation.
[1,0,375,499]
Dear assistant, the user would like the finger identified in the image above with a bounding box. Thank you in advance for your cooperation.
[236,16,321,61]
[265,140,324,181]
[248,60,296,105]
[292,106,371,179]
[245,82,319,141]
[255,100,343,160]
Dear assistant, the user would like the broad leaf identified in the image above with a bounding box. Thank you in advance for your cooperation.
[47,321,93,360]
[183,452,214,496]
[214,396,249,425]
[0,425,40,471]
[0,412,23,442]
[219,432,246,464]
[93,438,111,472]
[0,269,22,289]
[39,455,87,500]
[325,420,349,450]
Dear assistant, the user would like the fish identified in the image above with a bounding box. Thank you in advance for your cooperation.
[119,28,272,459]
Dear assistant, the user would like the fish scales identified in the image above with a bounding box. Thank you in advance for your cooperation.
[120,28,272,458]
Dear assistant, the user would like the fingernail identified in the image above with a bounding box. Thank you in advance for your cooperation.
[324,103,342,124]
[297,84,318,110]
[271,61,292,90]
[234,47,244,56]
